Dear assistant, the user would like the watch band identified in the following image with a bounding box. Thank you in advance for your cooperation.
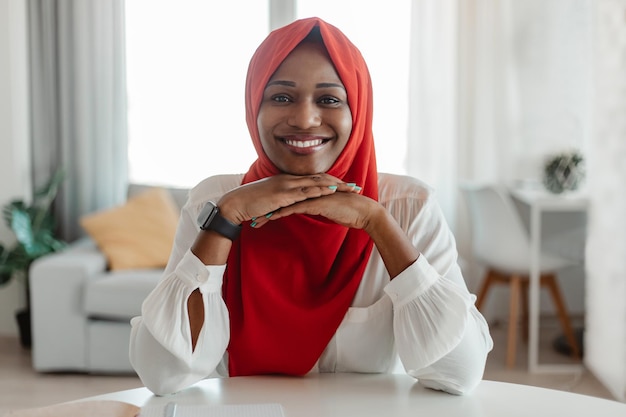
[198,202,242,241]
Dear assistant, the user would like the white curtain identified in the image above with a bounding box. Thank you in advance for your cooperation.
[407,0,520,233]
[407,0,521,293]
[406,0,460,229]
[28,0,128,241]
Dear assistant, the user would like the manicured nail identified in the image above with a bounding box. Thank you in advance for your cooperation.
[251,217,257,221]
[265,212,274,219]
[328,185,338,191]
[346,183,356,187]
[250,221,257,228]
[354,186,362,192]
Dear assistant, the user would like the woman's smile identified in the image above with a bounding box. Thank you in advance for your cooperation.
[280,135,331,154]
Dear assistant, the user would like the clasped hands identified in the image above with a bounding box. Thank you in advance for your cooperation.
[217,173,382,232]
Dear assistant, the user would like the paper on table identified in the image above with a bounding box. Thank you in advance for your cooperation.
[138,403,285,417]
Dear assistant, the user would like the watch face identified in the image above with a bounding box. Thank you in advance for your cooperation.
[198,202,218,230]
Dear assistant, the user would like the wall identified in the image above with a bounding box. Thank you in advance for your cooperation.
[0,0,31,336]
[585,0,626,402]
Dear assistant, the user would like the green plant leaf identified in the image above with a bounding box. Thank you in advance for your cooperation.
[2,200,25,228]
[0,245,14,286]
[0,245,30,286]
[0,167,67,286]
[10,209,36,253]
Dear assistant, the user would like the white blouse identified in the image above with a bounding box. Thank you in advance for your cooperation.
[129,173,493,396]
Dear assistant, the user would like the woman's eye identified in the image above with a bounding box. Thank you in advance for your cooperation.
[319,96,340,105]
[271,94,291,103]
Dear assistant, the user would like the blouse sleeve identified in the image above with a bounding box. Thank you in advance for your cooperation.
[129,250,230,396]
[384,257,492,394]
[383,187,493,395]
[129,179,237,396]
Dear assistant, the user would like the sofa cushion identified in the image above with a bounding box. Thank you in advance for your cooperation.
[79,187,180,271]
[84,270,162,321]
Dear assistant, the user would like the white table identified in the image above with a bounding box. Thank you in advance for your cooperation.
[86,373,626,417]
[509,187,589,373]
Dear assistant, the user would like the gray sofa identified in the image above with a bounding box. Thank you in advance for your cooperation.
[29,184,189,374]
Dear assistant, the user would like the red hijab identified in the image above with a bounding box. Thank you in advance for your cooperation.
[224,17,378,376]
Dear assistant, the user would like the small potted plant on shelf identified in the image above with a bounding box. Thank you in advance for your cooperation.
[542,150,585,194]
[0,168,67,348]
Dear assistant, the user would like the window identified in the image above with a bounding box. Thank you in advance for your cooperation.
[125,1,410,187]
[125,1,268,187]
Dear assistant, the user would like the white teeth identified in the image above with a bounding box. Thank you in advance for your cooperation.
[285,139,323,148]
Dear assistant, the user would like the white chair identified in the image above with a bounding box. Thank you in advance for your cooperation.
[460,183,581,368]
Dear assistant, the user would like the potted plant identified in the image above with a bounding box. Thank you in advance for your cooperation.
[542,150,585,194]
[0,168,67,348]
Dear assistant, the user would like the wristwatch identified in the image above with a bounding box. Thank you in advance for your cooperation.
[197,201,242,241]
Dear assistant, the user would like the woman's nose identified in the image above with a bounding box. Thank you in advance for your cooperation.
[287,101,321,129]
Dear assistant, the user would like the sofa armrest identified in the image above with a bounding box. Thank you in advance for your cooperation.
[29,238,108,372]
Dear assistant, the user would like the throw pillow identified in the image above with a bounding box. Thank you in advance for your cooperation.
[80,187,180,270]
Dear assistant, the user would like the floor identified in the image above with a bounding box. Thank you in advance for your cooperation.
[481,319,615,399]
[0,319,619,415]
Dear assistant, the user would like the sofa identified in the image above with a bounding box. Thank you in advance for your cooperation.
[29,184,190,374]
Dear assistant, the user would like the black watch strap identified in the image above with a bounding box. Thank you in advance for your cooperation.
[198,202,242,241]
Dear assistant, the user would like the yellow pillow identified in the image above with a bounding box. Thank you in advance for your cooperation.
[80,187,180,270]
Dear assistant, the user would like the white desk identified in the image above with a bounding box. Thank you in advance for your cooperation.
[86,373,626,417]
[509,188,589,373]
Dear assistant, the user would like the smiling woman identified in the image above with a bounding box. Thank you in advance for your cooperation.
[128,16,492,398]
[125,1,411,188]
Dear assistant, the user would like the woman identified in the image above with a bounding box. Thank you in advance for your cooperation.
[129,17,492,396]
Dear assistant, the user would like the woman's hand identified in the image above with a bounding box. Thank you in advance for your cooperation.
[262,189,380,231]
[192,173,359,264]
[217,173,361,226]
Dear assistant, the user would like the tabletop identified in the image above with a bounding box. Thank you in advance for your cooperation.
[86,373,626,417]
[509,187,589,210]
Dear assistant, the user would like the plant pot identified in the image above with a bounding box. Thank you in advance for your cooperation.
[15,308,32,349]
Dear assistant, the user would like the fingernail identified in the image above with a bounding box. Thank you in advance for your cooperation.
[346,183,356,188]
[250,221,257,228]
[328,185,338,190]
[355,186,362,191]
[265,212,273,219]
[251,217,257,221]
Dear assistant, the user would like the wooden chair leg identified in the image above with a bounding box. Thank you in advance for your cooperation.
[475,269,496,311]
[506,275,522,369]
[544,274,581,359]
[520,279,529,342]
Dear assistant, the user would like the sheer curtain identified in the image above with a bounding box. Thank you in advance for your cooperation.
[406,0,524,233]
[406,0,461,230]
[28,0,128,241]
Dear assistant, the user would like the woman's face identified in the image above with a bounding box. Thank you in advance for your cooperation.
[257,41,352,175]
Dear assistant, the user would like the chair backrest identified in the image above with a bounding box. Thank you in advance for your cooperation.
[459,182,532,271]
[128,183,189,210]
